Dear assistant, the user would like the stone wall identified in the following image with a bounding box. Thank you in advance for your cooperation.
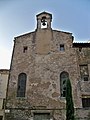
[5,108,90,120]
[5,109,66,120]
[0,69,9,120]
[75,108,90,120]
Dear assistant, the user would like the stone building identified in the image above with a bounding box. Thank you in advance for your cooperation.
[5,12,90,120]
[0,69,9,120]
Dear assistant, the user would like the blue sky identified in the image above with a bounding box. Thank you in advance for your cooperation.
[0,0,90,69]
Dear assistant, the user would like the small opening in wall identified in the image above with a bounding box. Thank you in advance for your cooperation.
[0,116,3,120]
[79,47,82,52]
[83,75,88,81]
[82,98,90,108]
[23,46,28,53]
[34,113,50,120]
[60,44,65,51]
[79,64,89,81]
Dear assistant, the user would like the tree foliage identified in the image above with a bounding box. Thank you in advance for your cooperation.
[66,79,75,120]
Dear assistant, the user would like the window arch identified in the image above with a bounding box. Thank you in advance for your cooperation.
[17,73,27,97]
[60,71,69,97]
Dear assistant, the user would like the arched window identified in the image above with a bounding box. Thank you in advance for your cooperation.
[60,71,69,97]
[17,73,27,97]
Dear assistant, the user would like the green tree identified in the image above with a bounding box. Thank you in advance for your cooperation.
[66,79,75,120]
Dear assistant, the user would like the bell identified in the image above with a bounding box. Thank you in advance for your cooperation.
[42,21,46,26]
[41,19,46,26]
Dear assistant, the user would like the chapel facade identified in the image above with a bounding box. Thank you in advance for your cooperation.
[5,12,90,120]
